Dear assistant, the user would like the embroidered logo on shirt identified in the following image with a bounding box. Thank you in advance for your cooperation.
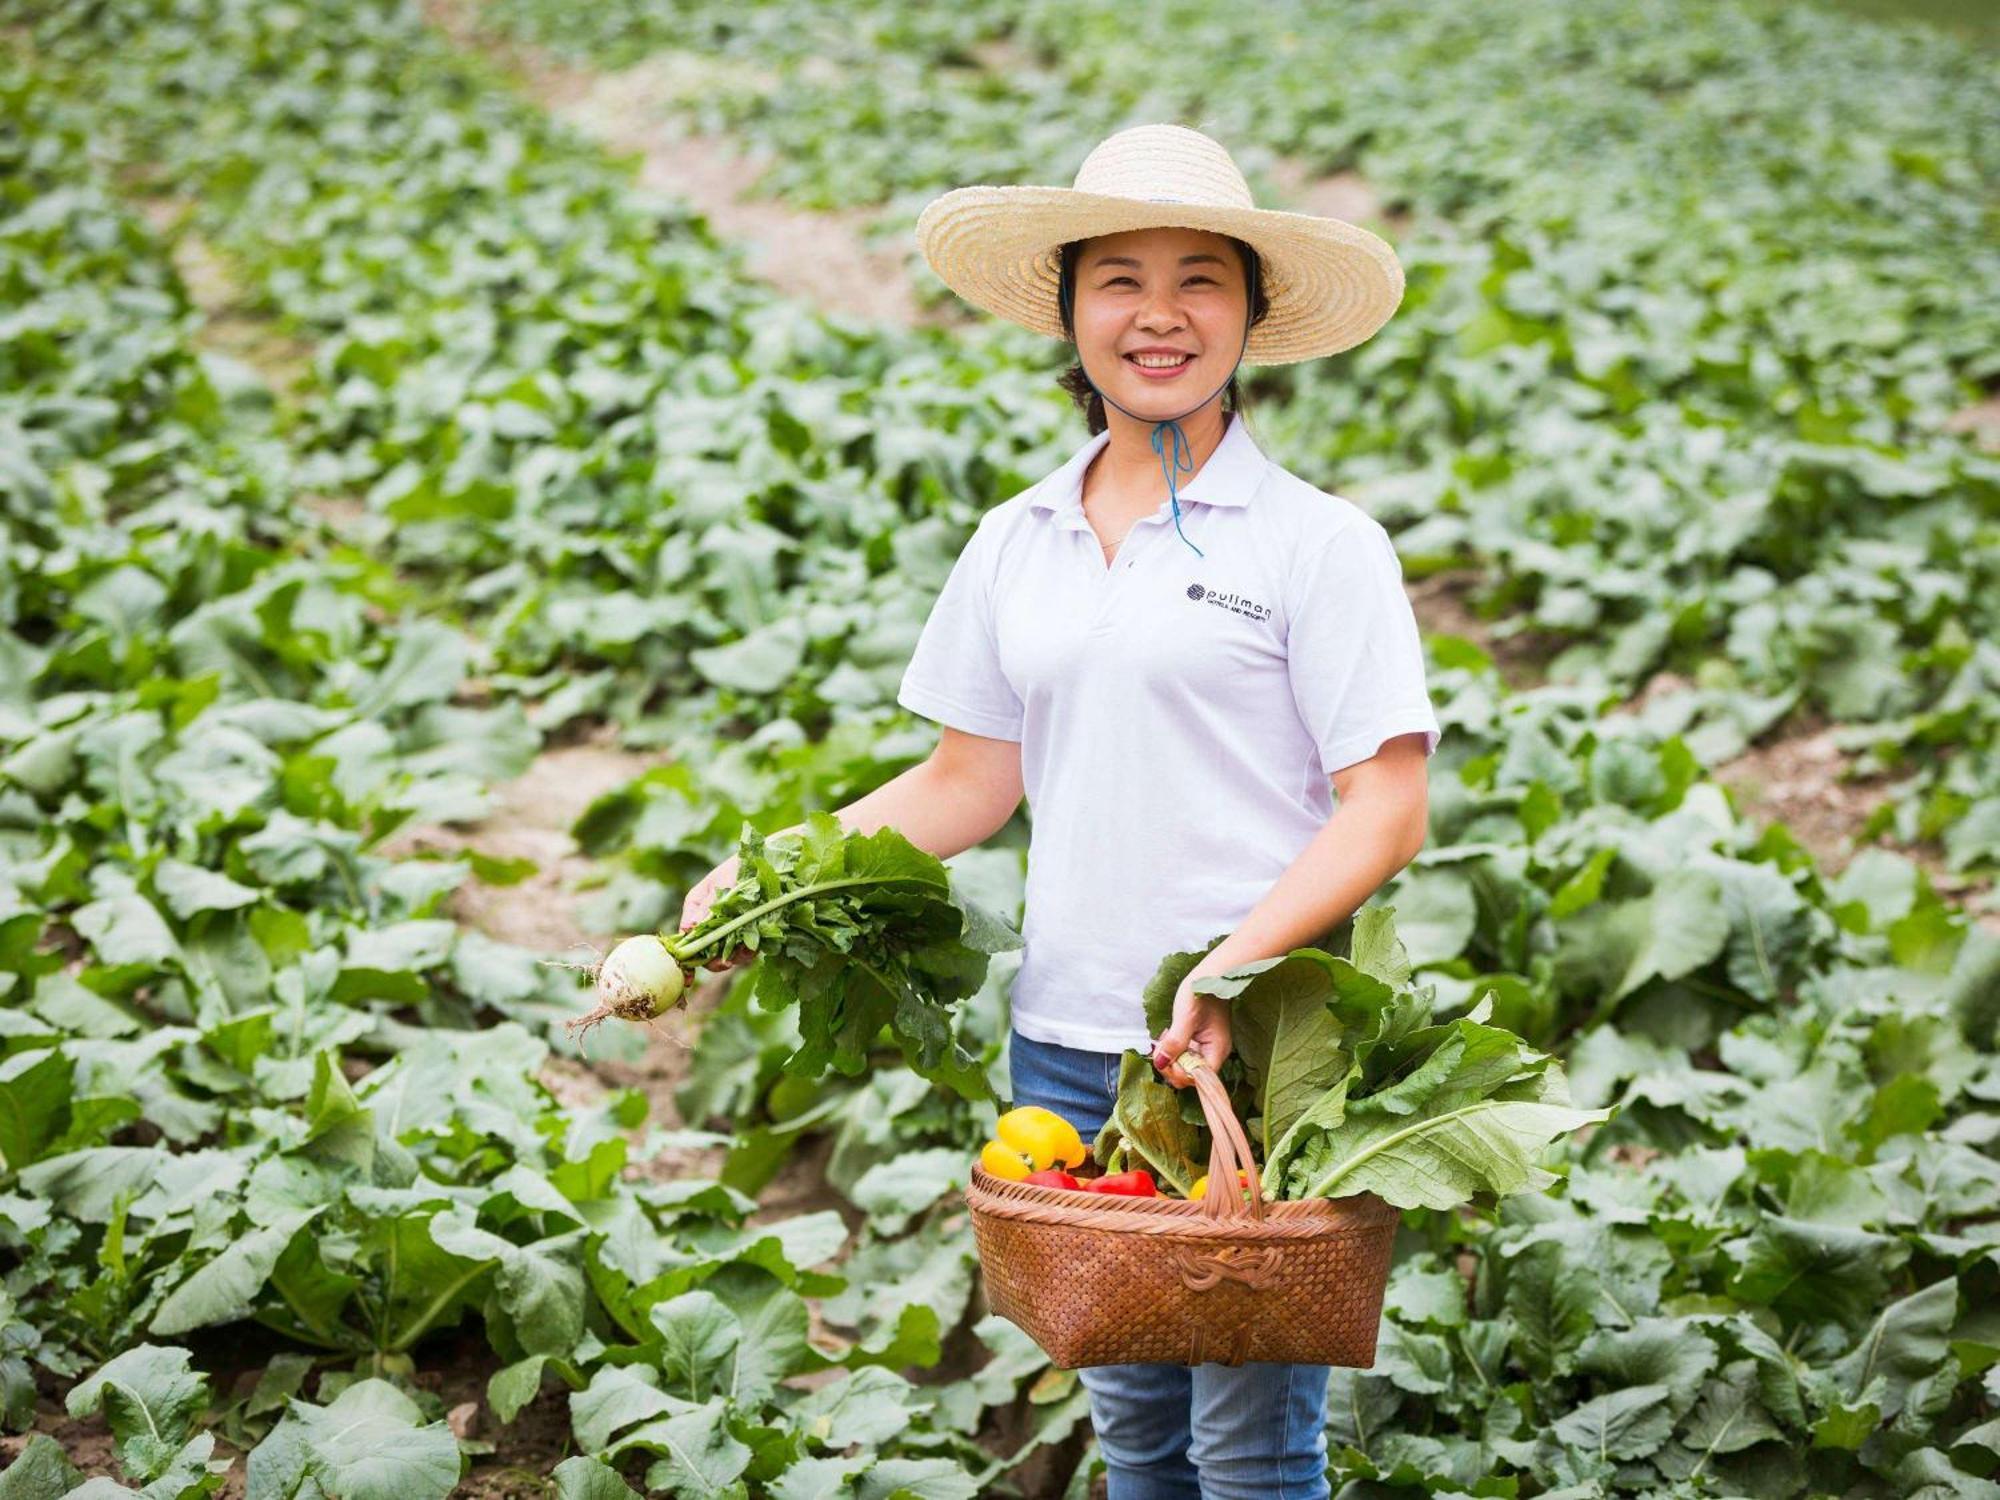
[1185,583,1272,621]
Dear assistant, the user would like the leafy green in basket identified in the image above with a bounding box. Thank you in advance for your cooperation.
[1102,908,1610,1209]
[1096,1053,1207,1198]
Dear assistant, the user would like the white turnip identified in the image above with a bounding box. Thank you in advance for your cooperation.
[565,934,691,1043]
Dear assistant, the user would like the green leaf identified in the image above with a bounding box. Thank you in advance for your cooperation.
[1829,1278,1958,1422]
[1380,872,1477,967]
[1372,1323,1453,1394]
[1886,1447,2000,1499]
[349,621,467,717]
[1095,1051,1205,1196]
[672,814,1015,1097]
[332,920,455,1005]
[1729,1215,1910,1331]
[846,1301,942,1372]
[1285,1025,1607,1207]
[609,1400,752,1499]
[72,892,181,971]
[424,1209,585,1358]
[854,1459,981,1500]
[0,1433,82,1498]
[83,1433,226,1499]
[1261,1069,1355,1192]
[1717,1316,1807,1431]
[1382,1259,1468,1330]
[1577,1320,1719,1421]
[1138,938,1226,1037]
[488,1355,550,1426]
[706,1266,821,1407]
[793,1368,925,1450]
[552,1458,643,1500]
[569,1367,681,1455]
[0,1048,74,1172]
[769,1456,873,1500]
[66,1345,209,1484]
[1196,949,1349,1156]
[1617,868,1731,1001]
[1811,1398,1882,1451]
[1550,1383,1674,1462]
[650,1290,743,1405]
[1349,905,1414,987]
[690,616,808,694]
[287,1379,461,1499]
[363,1213,491,1354]
[153,860,261,920]
[19,1146,163,1223]
[151,1210,318,1336]
[1853,1073,1944,1153]
[1504,1240,1599,1383]
[847,1147,965,1236]
[1679,1359,1788,1456]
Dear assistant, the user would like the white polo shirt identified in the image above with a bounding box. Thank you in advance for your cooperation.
[897,411,1442,1053]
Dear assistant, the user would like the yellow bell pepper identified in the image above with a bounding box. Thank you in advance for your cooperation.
[1187,1168,1254,1203]
[994,1107,1085,1171]
[979,1140,1032,1181]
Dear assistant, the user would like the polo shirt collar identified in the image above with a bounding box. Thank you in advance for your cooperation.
[1029,411,1269,516]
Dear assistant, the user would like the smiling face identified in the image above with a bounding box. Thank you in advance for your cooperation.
[1069,225,1251,423]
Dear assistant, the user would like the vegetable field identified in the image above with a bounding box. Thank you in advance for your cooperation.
[2,0,1996,1495]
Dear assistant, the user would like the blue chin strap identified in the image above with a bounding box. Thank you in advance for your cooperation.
[1060,258,1258,559]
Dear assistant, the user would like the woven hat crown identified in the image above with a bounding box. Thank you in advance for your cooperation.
[1070,124,1256,211]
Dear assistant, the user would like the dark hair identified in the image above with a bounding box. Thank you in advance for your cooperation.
[1054,235,1271,436]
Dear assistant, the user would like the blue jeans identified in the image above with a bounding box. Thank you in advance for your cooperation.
[1007,1029,1333,1500]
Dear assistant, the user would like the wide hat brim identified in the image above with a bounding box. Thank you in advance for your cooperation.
[915,185,1405,365]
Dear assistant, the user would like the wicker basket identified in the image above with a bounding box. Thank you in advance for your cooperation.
[965,1051,1399,1369]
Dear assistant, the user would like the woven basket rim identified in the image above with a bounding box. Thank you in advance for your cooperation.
[964,1164,1401,1241]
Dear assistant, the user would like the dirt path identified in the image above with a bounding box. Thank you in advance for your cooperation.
[1403,567,1550,690]
[373,729,745,1162]
[137,194,319,398]
[421,0,946,328]
[388,732,665,955]
[1711,722,1996,928]
[1944,393,2000,450]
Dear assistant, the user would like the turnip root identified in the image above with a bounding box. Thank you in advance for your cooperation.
[564,934,691,1043]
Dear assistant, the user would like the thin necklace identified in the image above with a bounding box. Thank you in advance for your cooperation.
[1095,518,1137,550]
[1085,495,1141,553]
[1082,455,1148,552]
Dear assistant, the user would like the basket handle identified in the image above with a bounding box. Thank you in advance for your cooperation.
[1178,1050,1267,1222]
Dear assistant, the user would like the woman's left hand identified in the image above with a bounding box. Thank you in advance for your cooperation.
[1151,968,1232,1088]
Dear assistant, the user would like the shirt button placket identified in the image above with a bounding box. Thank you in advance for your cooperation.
[1089,516,1161,634]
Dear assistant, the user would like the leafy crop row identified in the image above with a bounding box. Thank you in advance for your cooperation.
[0,32,1075,1496]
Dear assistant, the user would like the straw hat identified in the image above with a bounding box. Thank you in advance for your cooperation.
[915,123,1405,366]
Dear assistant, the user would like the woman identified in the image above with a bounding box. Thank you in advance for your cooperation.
[683,124,1440,1499]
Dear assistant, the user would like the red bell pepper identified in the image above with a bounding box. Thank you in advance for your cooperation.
[1080,1169,1157,1198]
[1023,1169,1082,1190]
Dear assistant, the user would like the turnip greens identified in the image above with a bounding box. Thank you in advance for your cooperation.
[1099,909,1611,1208]
[569,814,1019,1100]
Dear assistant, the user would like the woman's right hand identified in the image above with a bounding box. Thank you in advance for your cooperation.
[679,854,755,973]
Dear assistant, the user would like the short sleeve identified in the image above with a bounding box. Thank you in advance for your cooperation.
[896,516,1025,742]
[1285,519,1442,775]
